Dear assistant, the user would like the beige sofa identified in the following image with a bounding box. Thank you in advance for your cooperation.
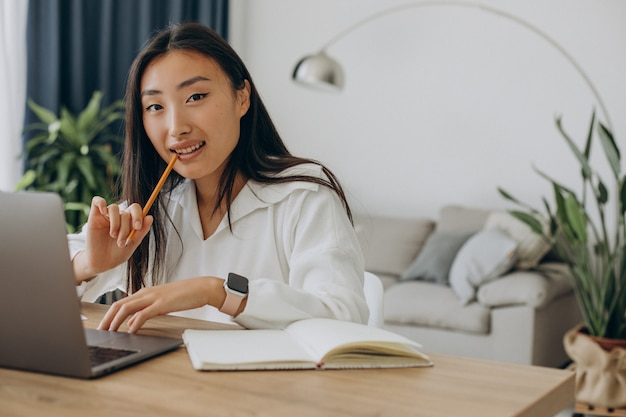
[354,205,582,367]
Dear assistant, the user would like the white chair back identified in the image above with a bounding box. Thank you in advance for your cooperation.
[364,271,384,328]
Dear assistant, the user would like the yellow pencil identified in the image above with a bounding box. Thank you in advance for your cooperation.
[125,153,179,246]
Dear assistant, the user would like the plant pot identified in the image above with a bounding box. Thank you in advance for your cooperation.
[563,324,626,408]
[589,333,626,353]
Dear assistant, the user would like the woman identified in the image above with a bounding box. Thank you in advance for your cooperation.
[69,22,367,332]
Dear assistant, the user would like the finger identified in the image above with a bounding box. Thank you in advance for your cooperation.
[125,215,154,248]
[98,300,122,330]
[137,215,154,240]
[127,309,154,334]
[92,196,108,215]
[126,203,144,231]
[88,197,110,227]
[101,300,134,332]
[116,211,135,247]
[98,297,141,331]
[106,204,121,238]
[126,293,172,333]
[107,308,131,332]
[108,295,156,331]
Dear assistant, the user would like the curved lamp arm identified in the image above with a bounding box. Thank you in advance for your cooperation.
[292,0,612,130]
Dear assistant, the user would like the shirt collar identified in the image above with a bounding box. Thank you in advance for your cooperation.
[171,163,323,228]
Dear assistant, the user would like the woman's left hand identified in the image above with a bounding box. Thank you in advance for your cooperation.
[98,277,225,333]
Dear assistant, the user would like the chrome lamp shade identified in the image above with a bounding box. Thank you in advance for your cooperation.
[292,51,344,91]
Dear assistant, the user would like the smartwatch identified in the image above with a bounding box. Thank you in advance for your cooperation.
[219,273,249,316]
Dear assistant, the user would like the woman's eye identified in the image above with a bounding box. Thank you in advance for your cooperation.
[145,104,163,112]
[188,93,207,102]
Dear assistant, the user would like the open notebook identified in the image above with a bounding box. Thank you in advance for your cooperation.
[183,318,433,371]
[0,191,182,378]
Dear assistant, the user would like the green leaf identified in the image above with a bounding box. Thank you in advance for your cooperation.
[497,187,518,203]
[542,197,558,235]
[76,156,97,190]
[563,193,587,242]
[620,177,626,216]
[556,117,592,181]
[60,108,82,145]
[64,201,90,216]
[27,99,58,125]
[77,91,102,133]
[597,122,621,180]
[509,210,544,235]
[24,134,50,152]
[56,153,75,187]
[552,182,567,220]
[34,150,63,176]
[14,170,37,190]
[553,184,576,241]
[64,178,79,196]
[597,178,608,205]
[583,111,595,160]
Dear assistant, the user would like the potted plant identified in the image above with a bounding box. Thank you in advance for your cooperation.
[498,112,626,409]
[16,91,124,232]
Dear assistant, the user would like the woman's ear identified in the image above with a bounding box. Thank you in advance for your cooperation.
[237,79,251,117]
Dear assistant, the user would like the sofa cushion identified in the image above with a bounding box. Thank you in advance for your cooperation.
[384,281,490,334]
[354,214,435,277]
[484,211,551,270]
[400,231,473,285]
[477,262,573,308]
[376,272,401,290]
[436,205,491,234]
[449,229,518,305]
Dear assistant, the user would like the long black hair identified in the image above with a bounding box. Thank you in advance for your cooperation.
[121,22,352,294]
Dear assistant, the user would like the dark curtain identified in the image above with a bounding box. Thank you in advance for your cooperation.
[24,0,229,142]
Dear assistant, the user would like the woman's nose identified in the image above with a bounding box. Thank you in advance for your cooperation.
[168,108,191,137]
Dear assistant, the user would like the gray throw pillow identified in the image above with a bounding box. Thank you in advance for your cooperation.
[400,232,473,285]
[449,228,518,305]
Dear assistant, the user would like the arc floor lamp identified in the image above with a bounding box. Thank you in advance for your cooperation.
[291,0,612,130]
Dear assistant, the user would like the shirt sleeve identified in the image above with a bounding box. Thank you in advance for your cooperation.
[67,225,127,301]
[233,184,368,329]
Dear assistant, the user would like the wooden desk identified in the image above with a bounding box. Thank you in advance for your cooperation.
[0,302,574,417]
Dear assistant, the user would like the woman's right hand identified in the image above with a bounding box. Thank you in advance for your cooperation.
[72,196,153,282]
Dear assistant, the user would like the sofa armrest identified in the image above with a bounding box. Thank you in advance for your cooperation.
[476,262,572,308]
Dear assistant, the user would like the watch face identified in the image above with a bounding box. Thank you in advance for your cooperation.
[227,273,249,294]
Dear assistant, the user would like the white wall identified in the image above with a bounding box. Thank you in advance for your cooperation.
[229,0,626,219]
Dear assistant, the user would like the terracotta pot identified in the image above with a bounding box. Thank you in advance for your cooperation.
[589,333,626,352]
[563,324,626,408]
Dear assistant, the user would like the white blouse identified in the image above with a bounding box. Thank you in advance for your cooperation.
[69,164,368,329]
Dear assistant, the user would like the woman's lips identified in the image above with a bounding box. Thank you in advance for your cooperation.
[171,140,206,156]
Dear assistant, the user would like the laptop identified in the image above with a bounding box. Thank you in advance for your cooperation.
[0,191,182,379]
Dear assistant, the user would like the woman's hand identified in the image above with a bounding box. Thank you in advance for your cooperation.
[98,277,226,333]
[72,196,153,282]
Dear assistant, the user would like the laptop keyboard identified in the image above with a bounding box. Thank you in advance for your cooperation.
[88,345,137,366]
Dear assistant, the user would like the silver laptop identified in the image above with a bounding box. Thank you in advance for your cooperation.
[0,191,182,378]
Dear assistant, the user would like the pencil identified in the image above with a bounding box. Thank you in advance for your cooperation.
[125,153,179,246]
